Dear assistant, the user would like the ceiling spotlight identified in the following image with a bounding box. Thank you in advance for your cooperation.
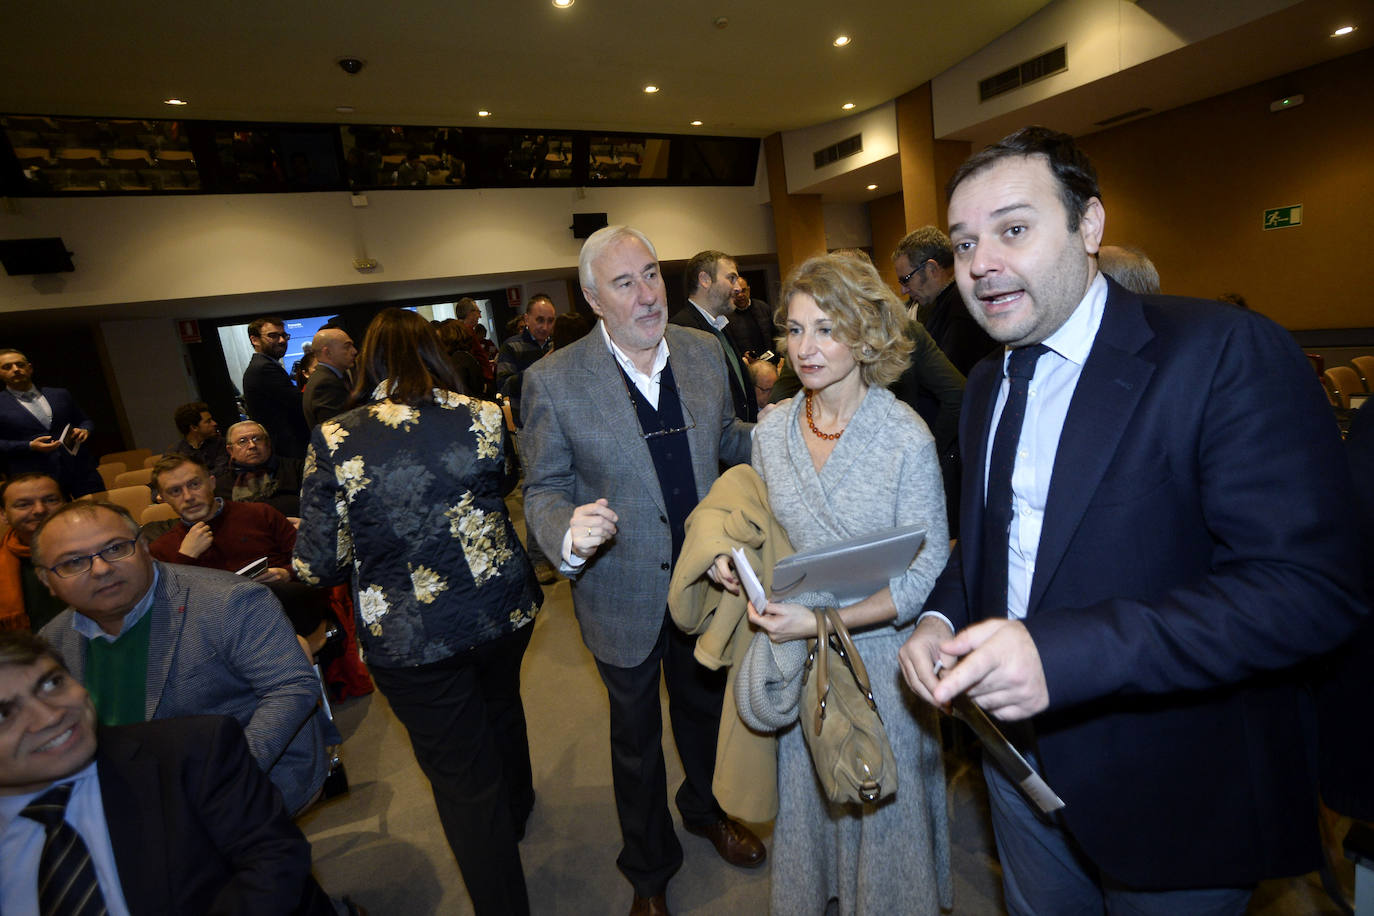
[833,35,851,47]
[1331,25,1356,36]
[690,120,703,126]
[477,110,491,117]
[553,0,573,7]
[644,85,660,93]
[163,98,188,106]
[866,184,877,191]
[841,102,855,110]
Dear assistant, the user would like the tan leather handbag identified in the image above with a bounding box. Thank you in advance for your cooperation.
[800,608,897,804]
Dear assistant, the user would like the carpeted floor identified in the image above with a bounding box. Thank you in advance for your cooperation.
[296,494,1353,915]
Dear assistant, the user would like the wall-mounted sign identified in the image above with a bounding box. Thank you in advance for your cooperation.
[1263,205,1302,230]
[177,319,201,343]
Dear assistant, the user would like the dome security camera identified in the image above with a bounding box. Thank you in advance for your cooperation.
[338,58,364,75]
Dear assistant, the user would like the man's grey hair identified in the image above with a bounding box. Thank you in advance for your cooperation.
[1098,245,1160,295]
[578,226,659,293]
[226,420,269,445]
[892,227,954,270]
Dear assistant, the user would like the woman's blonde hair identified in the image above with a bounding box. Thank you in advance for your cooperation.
[776,252,913,387]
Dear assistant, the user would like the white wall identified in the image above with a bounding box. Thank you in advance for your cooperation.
[780,102,899,196]
[97,317,197,451]
[0,182,777,317]
[931,0,1298,136]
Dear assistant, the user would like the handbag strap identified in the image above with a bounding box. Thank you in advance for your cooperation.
[811,608,829,736]
[824,608,879,713]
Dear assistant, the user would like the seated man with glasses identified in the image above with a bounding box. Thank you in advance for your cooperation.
[33,500,329,815]
[241,317,311,460]
[224,420,304,518]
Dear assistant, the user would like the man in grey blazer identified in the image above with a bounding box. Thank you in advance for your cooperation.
[521,226,762,916]
[32,500,328,815]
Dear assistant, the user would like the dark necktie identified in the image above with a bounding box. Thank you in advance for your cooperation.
[980,344,1048,618]
[21,782,108,916]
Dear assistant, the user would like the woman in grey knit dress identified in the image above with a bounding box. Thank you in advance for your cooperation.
[728,253,953,914]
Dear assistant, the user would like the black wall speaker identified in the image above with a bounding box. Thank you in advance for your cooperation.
[571,212,609,239]
[0,238,74,275]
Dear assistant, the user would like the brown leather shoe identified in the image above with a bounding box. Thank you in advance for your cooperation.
[684,817,767,868]
[629,892,670,916]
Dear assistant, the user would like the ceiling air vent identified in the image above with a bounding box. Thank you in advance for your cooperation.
[813,133,863,170]
[979,45,1067,102]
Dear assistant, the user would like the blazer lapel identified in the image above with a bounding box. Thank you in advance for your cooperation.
[98,728,170,913]
[580,336,667,515]
[958,363,1001,612]
[1029,289,1155,614]
[144,565,188,718]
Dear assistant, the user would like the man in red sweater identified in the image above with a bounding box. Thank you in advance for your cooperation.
[148,456,325,637]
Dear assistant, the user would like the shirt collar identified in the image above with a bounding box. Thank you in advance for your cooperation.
[319,362,344,378]
[687,299,729,331]
[71,565,160,643]
[598,321,669,384]
[0,760,99,831]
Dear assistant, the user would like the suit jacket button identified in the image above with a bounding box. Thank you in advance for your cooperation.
[660,562,670,571]
[659,515,667,524]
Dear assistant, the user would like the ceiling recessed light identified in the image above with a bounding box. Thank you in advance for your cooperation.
[833,35,851,47]
[841,102,855,110]
[553,0,573,7]
[477,110,491,117]
[335,105,355,114]
[690,120,703,126]
[866,184,877,191]
[1332,25,1356,36]
[163,98,188,106]
[644,85,659,93]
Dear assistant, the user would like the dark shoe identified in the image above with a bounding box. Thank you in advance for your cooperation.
[684,817,766,868]
[629,893,670,916]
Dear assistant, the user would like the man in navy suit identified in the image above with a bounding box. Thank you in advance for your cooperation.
[0,349,103,497]
[899,127,1366,913]
[0,631,336,915]
[242,318,311,459]
[669,250,757,423]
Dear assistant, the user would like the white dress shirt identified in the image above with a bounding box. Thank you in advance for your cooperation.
[0,762,133,916]
[923,271,1107,629]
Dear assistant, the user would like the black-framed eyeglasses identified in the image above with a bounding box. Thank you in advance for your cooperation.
[619,373,696,440]
[261,331,290,342]
[898,260,929,286]
[46,538,139,578]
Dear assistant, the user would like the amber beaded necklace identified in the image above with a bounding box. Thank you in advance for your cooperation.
[804,390,845,441]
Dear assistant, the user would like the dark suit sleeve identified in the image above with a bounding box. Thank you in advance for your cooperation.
[1027,314,1367,709]
[189,717,319,915]
[0,399,39,455]
[304,373,350,428]
[905,321,965,455]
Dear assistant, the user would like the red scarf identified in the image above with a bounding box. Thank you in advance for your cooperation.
[0,529,33,631]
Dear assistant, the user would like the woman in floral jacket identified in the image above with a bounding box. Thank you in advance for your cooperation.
[294,307,543,916]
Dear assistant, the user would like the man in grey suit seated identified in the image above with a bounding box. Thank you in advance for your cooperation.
[521,225,765,916]
[32,500,328,815]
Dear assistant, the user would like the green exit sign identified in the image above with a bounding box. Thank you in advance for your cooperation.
[1263,205,1302,230]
